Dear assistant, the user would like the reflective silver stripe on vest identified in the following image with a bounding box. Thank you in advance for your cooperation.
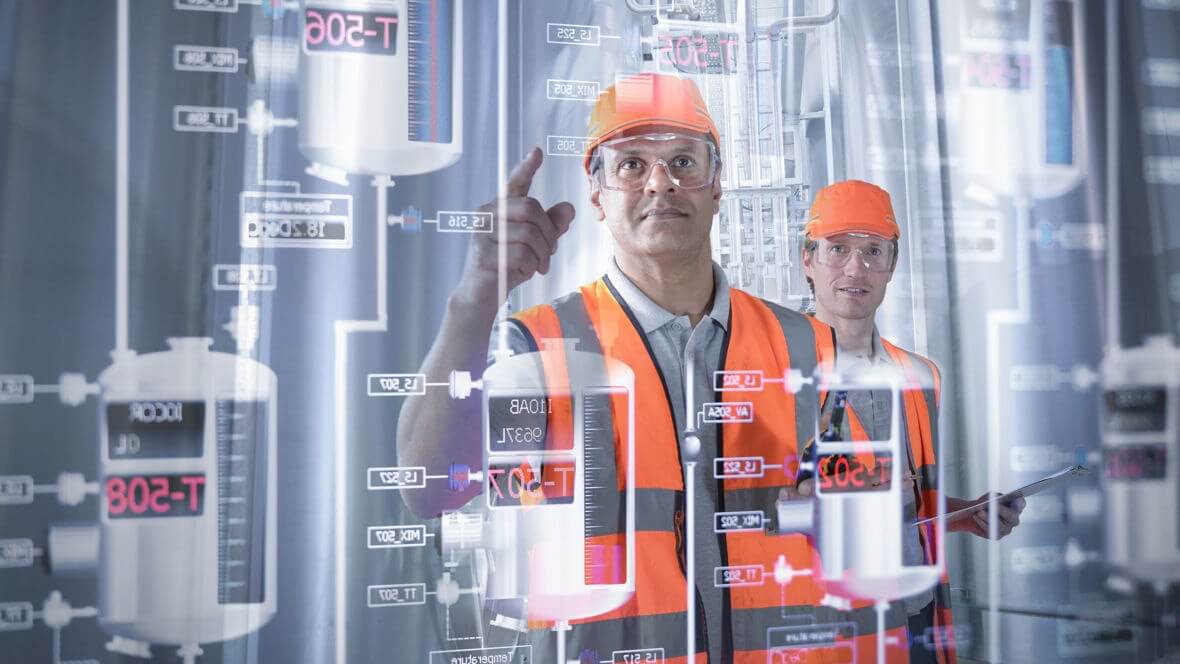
[552,290,601,355]
[920,381,940,492]
[932,580,953,608]
[585,487,680,535]
[891,394,939,492]
[896,348,941,493]
[761,299,823,461]
[718,485,780,519]
[916,463,939,492]
[892,346,957,639]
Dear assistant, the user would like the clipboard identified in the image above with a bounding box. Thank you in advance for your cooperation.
[913,465,1088,526]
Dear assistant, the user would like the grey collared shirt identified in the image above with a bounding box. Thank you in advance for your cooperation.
[494,259,730,662]
[835,330,933,615]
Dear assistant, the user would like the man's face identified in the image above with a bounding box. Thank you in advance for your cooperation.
[802,232,896,322]
[588,129,722,261]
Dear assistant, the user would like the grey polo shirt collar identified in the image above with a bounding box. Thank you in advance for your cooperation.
[836,327,889,371]
[605,258,731,333]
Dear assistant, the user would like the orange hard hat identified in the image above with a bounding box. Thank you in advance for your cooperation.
[583,72,721,173]
[805,180,901,239]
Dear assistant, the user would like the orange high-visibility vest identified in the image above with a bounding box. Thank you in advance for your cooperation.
[877,339,958,664]
[509,276,917,663]
[823,339,958,664]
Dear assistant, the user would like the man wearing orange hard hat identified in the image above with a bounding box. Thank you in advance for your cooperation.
[399,72,836,663]
[796,179,1028,663]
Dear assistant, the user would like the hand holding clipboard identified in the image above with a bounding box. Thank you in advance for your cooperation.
[914,465,1089,527]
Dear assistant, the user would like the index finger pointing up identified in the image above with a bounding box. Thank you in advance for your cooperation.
[506,147,544,198]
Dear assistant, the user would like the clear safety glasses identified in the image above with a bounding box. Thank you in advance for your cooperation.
[595,133,719,191]
[813,237,896,272]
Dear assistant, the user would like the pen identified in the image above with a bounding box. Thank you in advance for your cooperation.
[868,472,919,488]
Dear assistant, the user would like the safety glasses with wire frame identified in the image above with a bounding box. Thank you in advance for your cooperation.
[811,235,897,273]
[593,132,720,192]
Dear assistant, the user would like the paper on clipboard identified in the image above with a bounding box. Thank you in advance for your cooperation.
[913,465,1088,526]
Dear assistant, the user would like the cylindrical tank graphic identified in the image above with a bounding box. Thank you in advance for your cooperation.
[450,341,636,622]
[957,0,1084,198]
[779,370,942,602]
[298,0,464,175]
[1102,335,1180,584]
[96,337,277,644]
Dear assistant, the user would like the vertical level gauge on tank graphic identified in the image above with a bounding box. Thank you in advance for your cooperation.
[96,338,278,645]
[299,0,464,176]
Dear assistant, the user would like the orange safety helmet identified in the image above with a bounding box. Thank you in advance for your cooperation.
[805,179,901,239]
[583,72,721,173]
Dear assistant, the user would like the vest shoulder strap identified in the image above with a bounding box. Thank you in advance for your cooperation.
[880,338,941,403]
[729,289,835,377]
[512,302,562,345]
[511,291,604,352]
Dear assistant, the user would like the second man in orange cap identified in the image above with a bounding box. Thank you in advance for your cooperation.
[798,179,1028,663]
